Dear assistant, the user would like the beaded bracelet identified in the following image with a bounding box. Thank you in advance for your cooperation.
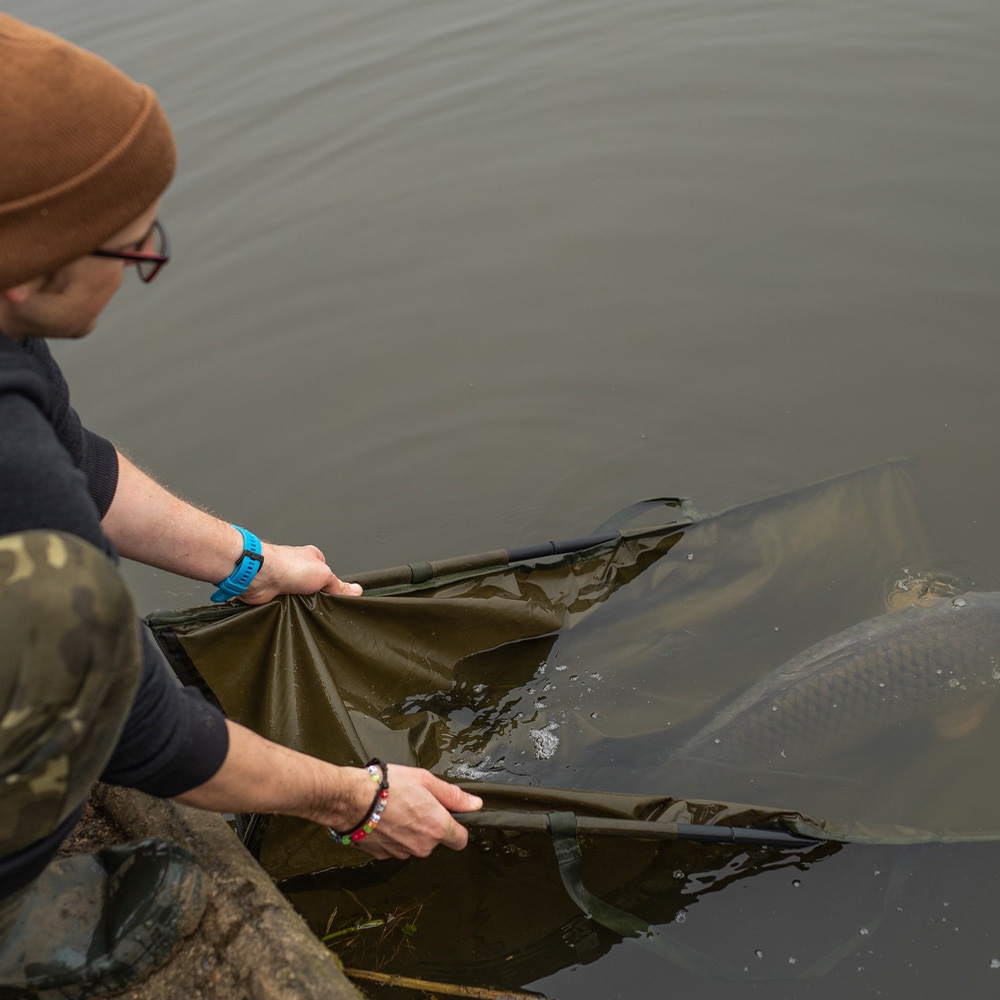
[327,759,389,846]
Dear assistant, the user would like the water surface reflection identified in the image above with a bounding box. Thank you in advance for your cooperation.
[8,0,1000,995]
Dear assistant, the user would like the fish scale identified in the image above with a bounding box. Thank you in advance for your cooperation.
[680,592,1000,766]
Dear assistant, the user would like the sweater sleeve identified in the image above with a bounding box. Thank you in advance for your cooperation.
[0,390,229,797]
[0,392,107,548]
[100,629,230,796]
[78,427,119,518]
[20,337,120,517]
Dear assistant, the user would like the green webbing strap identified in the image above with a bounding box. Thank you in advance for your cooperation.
[547,811,650,939]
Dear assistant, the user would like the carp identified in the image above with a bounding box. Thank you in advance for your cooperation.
[681,592,1000,768]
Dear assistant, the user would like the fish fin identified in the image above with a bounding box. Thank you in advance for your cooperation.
[932,697,993,739]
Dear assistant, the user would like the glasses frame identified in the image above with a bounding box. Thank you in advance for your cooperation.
[90,219,170,283]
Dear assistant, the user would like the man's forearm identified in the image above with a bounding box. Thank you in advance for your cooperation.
[174,721,483,860]
[101,450,361,600]
[172,721,352,820]
[101,450,242,583]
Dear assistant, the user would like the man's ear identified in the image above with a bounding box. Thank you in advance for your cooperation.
[0,278,44,305]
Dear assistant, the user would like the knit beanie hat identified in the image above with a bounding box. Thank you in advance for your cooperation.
[0,14,176,288]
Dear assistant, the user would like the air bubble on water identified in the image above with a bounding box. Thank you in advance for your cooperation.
[859,928,869,936]
[589,672,603,681]
[948,678,960,688]
[686,553,695,561]
[754,950,764,960]
[780,750,787,758]
[556,664,568,672]
[675,909,688,924]
[590,712,599,719]
[788,957,797,965]
[953,597,967,608]
[990,958,1000,970]
[771,705,778,712]
[792,879,801,887]
[569,675,579,682]
[774,626,780,632]
[714,738,722,745]
[673,870,685,879]
[526,687,535,695]
[543,681,553,692]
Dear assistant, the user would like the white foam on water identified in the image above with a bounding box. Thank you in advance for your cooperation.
[529,724,560,759]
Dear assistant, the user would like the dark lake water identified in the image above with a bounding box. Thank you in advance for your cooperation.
[11,0,1000,994]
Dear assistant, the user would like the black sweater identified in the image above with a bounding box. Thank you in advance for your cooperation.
[0,331,229,890]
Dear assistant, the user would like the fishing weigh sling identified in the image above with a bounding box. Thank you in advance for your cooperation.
[147,461,1000,980]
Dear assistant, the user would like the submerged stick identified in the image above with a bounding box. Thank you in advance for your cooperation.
[343,968,548,1000]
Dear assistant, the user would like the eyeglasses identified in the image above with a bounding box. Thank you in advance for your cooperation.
[90,219,170,283]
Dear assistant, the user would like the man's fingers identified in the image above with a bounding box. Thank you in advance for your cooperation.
[429,776,482,814]
[444,817,469,851]
[322,574,363,597]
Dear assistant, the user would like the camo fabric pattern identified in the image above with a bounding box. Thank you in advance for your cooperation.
[0,532,141,858]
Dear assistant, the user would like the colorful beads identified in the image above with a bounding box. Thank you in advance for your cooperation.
[327,758,390,846]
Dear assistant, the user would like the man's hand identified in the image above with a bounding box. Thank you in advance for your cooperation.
[176,722,483,860]
[240,542,362,603]
[329,764,479,860]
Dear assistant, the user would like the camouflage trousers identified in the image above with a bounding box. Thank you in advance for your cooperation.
[0,532,141,903]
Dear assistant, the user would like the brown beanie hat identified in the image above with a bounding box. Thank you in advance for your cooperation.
[0,14,176,288]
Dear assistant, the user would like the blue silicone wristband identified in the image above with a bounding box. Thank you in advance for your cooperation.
[210,525,264,603]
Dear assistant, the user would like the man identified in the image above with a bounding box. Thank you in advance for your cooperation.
[0,14,481,998]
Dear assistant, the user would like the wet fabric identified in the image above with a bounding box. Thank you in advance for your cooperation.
[143,459,1000,893]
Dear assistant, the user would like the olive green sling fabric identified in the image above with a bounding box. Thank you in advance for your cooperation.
[145,460,1000,890]
[144,461,1000,984]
